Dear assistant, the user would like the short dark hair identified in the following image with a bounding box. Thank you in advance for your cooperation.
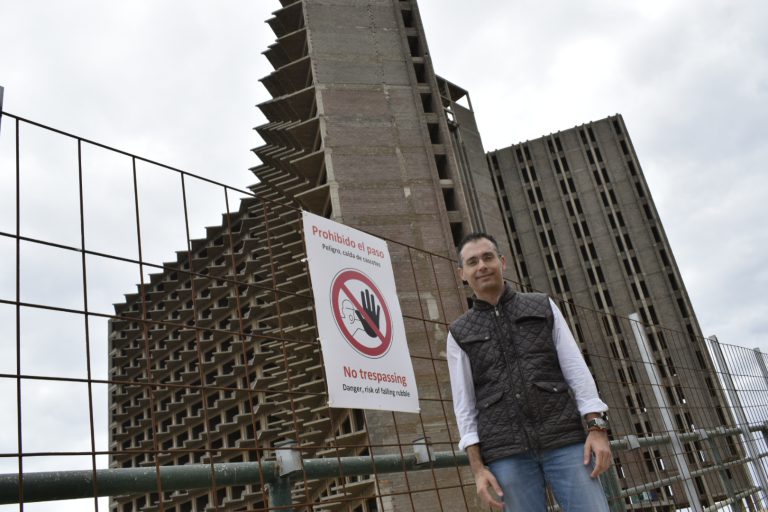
[457,232,500,267]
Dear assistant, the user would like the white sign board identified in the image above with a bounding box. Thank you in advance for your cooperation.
[302,211,419,413]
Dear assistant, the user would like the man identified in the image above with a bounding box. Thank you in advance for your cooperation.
[447,232,612,511]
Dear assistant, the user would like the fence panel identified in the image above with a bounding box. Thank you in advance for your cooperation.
[0,112,767,512]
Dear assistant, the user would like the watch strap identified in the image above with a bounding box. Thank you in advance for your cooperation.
[586,416,609,431]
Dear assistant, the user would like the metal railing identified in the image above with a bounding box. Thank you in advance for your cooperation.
[2,426,767,511]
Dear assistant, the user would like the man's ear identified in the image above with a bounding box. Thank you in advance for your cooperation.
[458,266,466,282]
[500,254,507,271]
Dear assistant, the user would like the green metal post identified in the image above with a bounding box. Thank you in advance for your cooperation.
[272,439,299,511]
[599,464,627,512]
[268,478,294,512]
[703,429,744,512]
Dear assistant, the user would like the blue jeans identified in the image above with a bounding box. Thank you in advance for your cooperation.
[487,442,609,512]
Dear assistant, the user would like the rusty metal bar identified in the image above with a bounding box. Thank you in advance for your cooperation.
[0,111,259,200]
[0,111,462,265]
[77,136,101,511]
[222,187,271,501]
[13,108,24,507]
[131,154,169,510]
[179,169,222,512]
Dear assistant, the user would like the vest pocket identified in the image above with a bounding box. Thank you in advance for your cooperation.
[477,390,507,440]
[516,313,551,356]
[533,381,569,393]
[532,381,581,424]
[459,332,491,344]
[478,390,504,409]
[459,331,500,382]
[515,313,546,324]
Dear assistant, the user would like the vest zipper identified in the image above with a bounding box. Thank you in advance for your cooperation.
[494,303,536,452]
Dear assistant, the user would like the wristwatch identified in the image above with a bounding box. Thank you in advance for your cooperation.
[586,415,609,432]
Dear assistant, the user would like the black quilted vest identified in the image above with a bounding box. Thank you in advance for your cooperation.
[449,285,585,463]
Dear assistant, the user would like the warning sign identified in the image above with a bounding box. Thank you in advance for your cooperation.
[302,211,419,413]
[331,269,392,358]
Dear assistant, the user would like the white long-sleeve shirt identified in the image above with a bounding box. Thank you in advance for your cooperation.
[446,298,608,451]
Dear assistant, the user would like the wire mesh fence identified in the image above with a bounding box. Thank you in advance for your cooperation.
[0,111,767,512]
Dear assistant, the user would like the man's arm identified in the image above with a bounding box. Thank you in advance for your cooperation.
[446,333,479,450]
[549,299,612,477]
[446,333,503,508]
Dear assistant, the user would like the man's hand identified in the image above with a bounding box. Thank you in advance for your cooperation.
[466,444,503,509]
[473,466,504,509]
[584,430,612,478]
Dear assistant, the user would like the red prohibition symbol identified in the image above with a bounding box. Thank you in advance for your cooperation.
[330,269,393,358]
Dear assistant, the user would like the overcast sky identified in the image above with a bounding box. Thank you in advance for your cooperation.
[1,0,767,508]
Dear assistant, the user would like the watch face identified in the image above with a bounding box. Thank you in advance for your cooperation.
[588,417,609,429]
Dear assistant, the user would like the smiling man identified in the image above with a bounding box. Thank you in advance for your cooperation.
[446,232,612,511]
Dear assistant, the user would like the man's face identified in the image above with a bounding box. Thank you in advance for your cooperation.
[459,238,506,300]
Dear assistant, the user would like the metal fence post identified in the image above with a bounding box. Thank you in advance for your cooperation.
[412,437,435,465]
[599,465,628,512]
[629,313,703,511]
[270,440,301,512]
[701,427,744,512]
[754,347,768,393]
[754,347,768,509]
[709,337,768,506]
[268,478,294,512]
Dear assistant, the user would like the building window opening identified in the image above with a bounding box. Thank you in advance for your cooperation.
[407,35,421,56]
[450,222,463,247]
[427,122,440,143]
[413,62,426,83]
[420,93,434,113]
[401,9,413,27]
[434,153,448,179]
[442,188,457,211]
